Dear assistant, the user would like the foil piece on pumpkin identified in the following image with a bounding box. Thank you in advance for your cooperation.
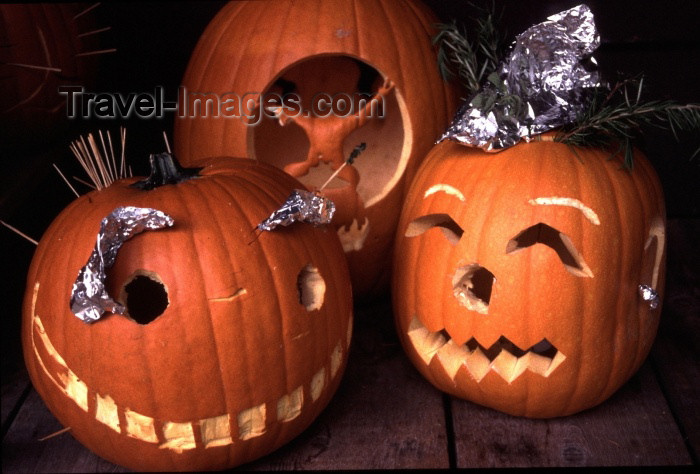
[439,4,601,151]
[258,189,335,231]
[70,206,174,323]
[638,284,660,310]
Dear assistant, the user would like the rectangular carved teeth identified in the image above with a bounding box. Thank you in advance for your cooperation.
[407,316,566,383]
[33,307,351,453]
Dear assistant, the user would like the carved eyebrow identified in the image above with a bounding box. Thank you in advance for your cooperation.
[424,184,465,202]
[528,197,600,226]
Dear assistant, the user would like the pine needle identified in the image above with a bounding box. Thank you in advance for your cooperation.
[555,77,700,168]
[433,1,505,97]
[434,6,700,169]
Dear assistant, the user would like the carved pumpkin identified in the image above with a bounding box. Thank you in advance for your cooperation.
[392,137,666,418]
[1,3,101,148]
[173,0,457,296]
[21,155,353,471]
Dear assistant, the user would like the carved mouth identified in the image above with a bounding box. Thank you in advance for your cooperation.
[406,316,566,383]
[30,282,351,453]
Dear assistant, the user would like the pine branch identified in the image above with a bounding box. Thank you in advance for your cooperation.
[434,2,504,97]
[434,6,700,170]
[555,77,700,168]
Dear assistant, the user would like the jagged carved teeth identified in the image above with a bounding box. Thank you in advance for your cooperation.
[407,316,566,384]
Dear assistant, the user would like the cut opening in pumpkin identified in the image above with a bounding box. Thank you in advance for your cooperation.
[119,270,169,324]
[642,217,665,291]
[405,213,464,245]
[452,264,495,314]
[249,54,409,213]
[297,264,326,312]
[506,223,593,278]
[406,316,567,383]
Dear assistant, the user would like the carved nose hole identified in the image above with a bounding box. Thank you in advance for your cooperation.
[506,223,593,278]
[452,264,495,314]
[297,264,326,311]
[120,271,169,324]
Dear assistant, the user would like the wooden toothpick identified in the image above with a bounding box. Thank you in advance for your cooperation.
[318,143,366,192]
[1,220,39,246]
[38,426,72,442]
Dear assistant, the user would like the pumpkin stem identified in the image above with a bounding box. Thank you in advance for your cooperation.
[130,152,202,190]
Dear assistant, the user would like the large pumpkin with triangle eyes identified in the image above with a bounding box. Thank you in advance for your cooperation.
[392,137,666,418]
[173,0,457,297]
[21,156,353,471]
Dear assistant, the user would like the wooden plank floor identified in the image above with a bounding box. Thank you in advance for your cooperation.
[2,219,698,471]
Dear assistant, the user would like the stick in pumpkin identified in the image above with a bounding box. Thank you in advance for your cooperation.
[0,220,39,246]
[318,142,366,192]
[255,143,366,235]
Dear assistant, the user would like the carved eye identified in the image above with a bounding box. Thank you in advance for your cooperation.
[297,264,326,311]
[405,213,464,245]
[506,223,593,278]
[117,270,169,325]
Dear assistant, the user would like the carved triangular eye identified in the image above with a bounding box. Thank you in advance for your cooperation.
[506,223,593,278]
[405,213,464,245]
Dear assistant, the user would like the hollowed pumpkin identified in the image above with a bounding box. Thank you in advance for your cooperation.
[1,3,101,148]
[392,137,666,418]
[174,0,457,296]
[22,156,353,471]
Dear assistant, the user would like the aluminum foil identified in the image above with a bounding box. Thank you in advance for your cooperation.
[258,189,335,231]
[70,206,174,323]
[439,4,601,150]
[638,284,660,310]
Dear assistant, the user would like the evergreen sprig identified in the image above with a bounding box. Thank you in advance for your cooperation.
[434,7,700,169]
[434,2,505,97]
[555,77,700,168]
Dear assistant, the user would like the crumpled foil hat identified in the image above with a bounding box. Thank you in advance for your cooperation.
[258,189,335,231]
[439,4,601,151]
[70,206,174,323]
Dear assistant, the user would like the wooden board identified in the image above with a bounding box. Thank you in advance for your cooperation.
[243,298,450,470]
[450,362,692,467]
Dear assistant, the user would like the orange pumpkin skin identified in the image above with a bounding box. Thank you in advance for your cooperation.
[173,0,458,297]
[1,4,99,147]
[21,158,353,471]
[392,139,666,418]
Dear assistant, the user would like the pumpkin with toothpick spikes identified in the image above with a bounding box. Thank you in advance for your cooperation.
[1,3,106,147]
[22,152,353,471]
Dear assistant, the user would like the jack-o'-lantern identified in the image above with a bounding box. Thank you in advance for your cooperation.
[1,3,102,148]
[173,0,458,296]
[21,154,353,471]
[392,137,666,418]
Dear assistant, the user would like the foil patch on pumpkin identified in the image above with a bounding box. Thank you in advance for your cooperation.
[70,206,174,323]
[439,4,601,151]
[639,284,660,310]
[258,189,335,231]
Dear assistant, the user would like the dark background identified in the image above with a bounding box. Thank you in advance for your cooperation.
[1,0,698,384]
